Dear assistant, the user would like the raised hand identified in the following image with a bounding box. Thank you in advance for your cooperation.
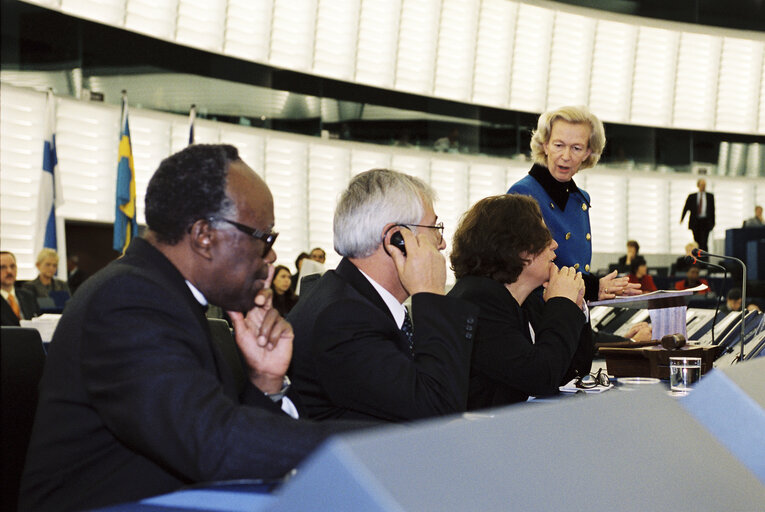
[598,270,642,300]
[388,227,446,296]
[227,264,293,394]
[544,263,585,307]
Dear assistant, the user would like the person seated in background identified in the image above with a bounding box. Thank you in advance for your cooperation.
[288,168,478,423]
[23,248,70,298]
[616,240,640,273]
[674,265,709,294]
[721,288,742,313]
[447,194,591,408]
[673,241,699,274]
[433,127,460,153]
[271,264,299,317]
[743,205,763,227]
[309,247,326,265]
[20,144,359,512]
[1,250,39,325]
[290,252,310,293]
[628,257,657,293]
[66,254,89,295]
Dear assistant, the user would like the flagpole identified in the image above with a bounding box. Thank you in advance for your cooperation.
[189,104,196,145]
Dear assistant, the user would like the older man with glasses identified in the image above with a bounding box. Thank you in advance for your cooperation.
[20,144,360,512]
[287,168,478,423]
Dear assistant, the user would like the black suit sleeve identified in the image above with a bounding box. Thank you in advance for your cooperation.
[78,272,341,482]
[468,289,586,397]
[708,193,715,228]
[681,194,692,222]
[583,273,600,302]
[309,293,475,422]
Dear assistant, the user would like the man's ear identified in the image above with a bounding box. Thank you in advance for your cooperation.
[188,219,215,260]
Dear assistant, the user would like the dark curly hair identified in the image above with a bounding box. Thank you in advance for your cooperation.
[145,144,240,244]
[450,194,552,284]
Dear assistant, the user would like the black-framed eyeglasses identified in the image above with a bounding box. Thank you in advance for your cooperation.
[209,217,278,257]
[400,222,445,244]
[575,368,610,389]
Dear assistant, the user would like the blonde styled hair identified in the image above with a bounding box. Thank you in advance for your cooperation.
[36,248,59,266]
[530,105,606,170]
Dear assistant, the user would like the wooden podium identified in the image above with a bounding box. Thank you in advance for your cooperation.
[590,285,713,378]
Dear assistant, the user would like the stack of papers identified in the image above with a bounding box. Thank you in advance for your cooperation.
[20,314,61,343]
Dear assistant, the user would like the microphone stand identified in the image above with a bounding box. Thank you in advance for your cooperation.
[694,249,747,362]
[685,255,727,345]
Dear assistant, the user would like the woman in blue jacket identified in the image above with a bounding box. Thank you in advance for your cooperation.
[508,105,640,302]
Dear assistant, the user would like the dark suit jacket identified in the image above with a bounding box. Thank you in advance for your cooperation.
[447,276,591,409]
[681,192,716,230]
[22,276,70,298]
[20,238,350,512]
[66,267,88,295]
[287,258,478,423]
[0,287,38,326]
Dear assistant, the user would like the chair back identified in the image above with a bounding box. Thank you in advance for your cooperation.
[1,327,46,511]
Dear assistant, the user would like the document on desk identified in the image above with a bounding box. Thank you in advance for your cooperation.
[559,379,614,394]
[20,313,61,343]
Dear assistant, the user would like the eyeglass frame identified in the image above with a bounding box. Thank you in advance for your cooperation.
[396,222,445,244]
[575,368,610,389]
[208,217,278,257]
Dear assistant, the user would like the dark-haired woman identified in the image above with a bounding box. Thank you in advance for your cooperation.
[627,257,657,293]
[447,194,593,408]
[271,265,298,317]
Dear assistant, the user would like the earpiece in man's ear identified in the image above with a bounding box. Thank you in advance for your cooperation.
[383,225,407,257]
[390,231,406,256]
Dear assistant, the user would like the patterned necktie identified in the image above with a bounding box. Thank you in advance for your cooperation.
[698,193,703,215]
[401,307,414,352]
[7,293,21,318]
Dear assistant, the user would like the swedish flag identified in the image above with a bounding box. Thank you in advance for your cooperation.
[113,92,138,253]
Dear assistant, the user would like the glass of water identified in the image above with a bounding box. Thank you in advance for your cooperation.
[669,357,702,392]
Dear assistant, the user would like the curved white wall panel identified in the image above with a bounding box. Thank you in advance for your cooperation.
[589,20,636,124]
[673,32,721,130]
[509,3,553,112]
[631,26,679,128]
[2,86,763,281]
[20,0,765,135]
[472,0,516,107]
[546,11,594,109]
[434,0,479,102]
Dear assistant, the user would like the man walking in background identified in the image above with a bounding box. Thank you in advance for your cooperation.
[681,178,716,252]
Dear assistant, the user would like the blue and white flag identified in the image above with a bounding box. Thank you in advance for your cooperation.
[36,89,63,255]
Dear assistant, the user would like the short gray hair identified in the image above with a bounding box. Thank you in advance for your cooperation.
[334,169,436,258]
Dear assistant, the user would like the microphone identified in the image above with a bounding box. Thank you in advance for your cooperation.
[692,248,747,362]
[684,255,726,273]
[685,255,727,345]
